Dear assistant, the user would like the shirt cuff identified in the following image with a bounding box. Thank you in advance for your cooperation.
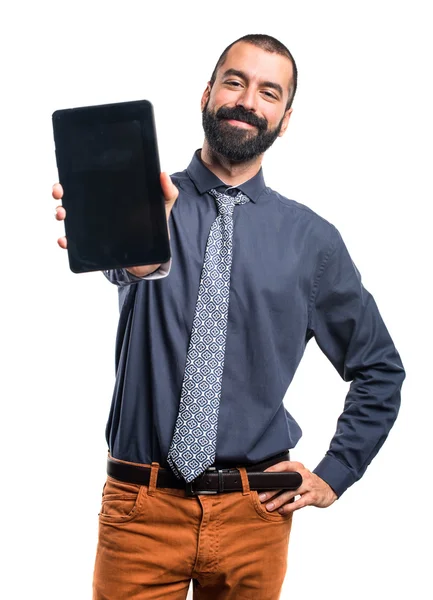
[313,454,357,498]
[127,259,172,281]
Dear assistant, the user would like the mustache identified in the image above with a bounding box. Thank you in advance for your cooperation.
[216,106,268,131]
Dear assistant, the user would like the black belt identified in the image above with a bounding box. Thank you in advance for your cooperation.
[107,452,302,496]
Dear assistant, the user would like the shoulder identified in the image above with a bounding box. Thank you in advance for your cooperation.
[264,187,340,249]
[265,186,333,226]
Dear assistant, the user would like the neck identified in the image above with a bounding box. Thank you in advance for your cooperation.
[200,141,263,186]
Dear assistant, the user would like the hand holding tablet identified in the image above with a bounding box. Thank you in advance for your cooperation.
[52,100,175,274]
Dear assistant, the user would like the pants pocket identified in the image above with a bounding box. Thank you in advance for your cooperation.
[250,490,294,523]
[99,476,145,523]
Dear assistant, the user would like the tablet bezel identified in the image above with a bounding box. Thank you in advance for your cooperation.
[52,99,170,274]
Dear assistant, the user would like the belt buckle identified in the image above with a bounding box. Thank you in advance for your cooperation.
[185,468,219,496]
[185,480,199,496]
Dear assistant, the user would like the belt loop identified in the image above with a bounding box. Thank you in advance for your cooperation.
[238,467,250,496]
[218,469,224,493]
[147,462,160,496]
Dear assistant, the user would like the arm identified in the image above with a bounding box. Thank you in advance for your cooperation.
[309,227,405,496]
[103,259,172,287]
[261,226,405,514]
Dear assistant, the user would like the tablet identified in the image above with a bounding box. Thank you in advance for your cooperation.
[52,99,170,273]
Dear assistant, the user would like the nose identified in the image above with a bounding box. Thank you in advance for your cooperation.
[236,86,257,112]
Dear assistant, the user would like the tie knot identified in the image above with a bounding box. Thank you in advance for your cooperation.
[209,188,250,216]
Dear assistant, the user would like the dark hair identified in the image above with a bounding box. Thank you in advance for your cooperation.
[209,34,298,110]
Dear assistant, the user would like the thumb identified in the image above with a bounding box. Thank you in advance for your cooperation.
[160,172,179,206]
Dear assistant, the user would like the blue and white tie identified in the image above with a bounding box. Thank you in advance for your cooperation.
[167,188,250,482]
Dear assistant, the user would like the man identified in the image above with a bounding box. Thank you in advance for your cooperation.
[53,34,405,600]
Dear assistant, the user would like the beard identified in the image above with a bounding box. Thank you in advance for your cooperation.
[202,101,284,162]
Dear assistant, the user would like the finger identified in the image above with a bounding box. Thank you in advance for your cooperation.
[277,492,311,515]
[160,172,179,204]
[258,489,282,503]
[55,206,66,221]
[260,479,309,503]
[57,236,67,249]
[265,490,297,512]
[52,183,64,200]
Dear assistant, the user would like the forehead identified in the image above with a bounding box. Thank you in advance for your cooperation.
[216,41,293,93]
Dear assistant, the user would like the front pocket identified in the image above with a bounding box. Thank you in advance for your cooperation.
[250,491,293,523]
[99,477,145,523]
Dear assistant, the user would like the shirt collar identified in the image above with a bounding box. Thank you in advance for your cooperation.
[186,150,266,203]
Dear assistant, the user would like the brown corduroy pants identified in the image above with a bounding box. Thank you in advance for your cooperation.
[93,461,293,600]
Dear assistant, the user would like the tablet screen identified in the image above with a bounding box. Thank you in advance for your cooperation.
[52,100,170,273]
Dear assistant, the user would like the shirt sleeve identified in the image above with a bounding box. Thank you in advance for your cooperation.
[309,228,405,497]
[103,259,172,286]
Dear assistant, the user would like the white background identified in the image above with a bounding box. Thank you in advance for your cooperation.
[1,1,432,598]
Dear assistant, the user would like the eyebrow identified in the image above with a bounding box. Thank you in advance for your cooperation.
[222,68,284,98]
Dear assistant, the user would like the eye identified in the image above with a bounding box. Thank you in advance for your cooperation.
[262,90,278,100]
[225,80,243,87]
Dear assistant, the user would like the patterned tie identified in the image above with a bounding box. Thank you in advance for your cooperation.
[167,187,250,482]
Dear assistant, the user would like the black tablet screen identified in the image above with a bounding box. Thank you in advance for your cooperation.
[53,100,170,273]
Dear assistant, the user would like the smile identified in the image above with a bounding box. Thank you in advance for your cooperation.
[224,119,256,129]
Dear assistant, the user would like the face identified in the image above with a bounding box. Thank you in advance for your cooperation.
[201,42,293,162]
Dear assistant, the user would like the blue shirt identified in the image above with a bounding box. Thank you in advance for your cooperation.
[104,150,405,497]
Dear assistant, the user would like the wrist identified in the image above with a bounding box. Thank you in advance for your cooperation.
[126,264,161,277]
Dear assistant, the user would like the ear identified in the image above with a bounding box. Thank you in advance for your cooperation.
[278,108,293,137]
[201,82,212,112]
